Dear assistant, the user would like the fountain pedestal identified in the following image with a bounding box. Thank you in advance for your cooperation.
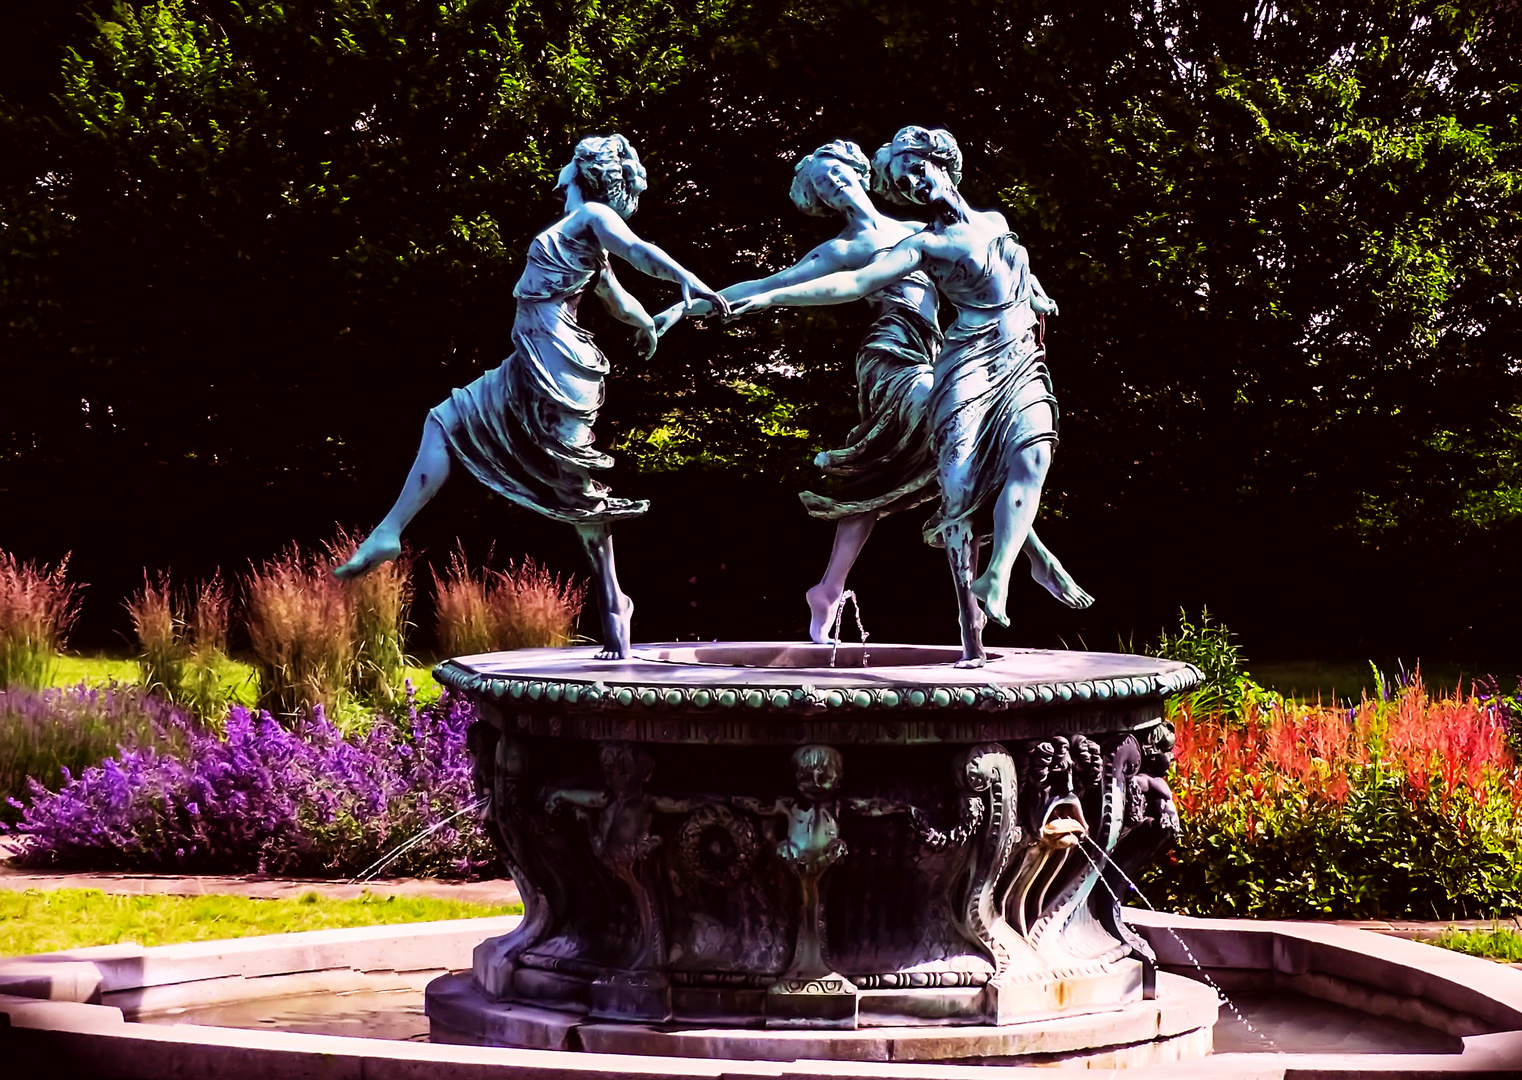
[429,643,1199,1059]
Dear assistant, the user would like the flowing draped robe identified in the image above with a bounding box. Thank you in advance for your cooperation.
[920,234,1058,547]
[430,221,649,525]
[798,269,941,520]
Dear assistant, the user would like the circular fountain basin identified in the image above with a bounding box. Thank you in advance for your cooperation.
[430,643,1201,1061]
[5,914,1521,1077]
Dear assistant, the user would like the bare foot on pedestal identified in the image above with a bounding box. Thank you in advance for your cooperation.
[1030,555,1095,610]
[806,584,844,645]
[594,594,633,660]
[332,529,401,581]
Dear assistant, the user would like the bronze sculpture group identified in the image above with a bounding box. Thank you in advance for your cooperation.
[336,126,1093,667]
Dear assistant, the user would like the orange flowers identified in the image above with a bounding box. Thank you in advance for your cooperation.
[1172,673,1516,812]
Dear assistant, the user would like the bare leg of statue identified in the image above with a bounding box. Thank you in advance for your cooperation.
[334,414,453,580]
[971,407,1054,627]
[946,522,986,668]
[576,522,633,660]
[806,511,878,644]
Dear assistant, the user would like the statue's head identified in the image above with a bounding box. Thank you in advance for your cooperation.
[872,126,963,207]
[557,134,648,219]
[789,139,872,217]
[496,734,526,776]
[792,744,843,801]
[600,741,654,794]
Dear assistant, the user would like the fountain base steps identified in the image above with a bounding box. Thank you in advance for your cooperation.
[424,968,1217,1065]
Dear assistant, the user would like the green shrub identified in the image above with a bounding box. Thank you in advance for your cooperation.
[1146,608,1278,719]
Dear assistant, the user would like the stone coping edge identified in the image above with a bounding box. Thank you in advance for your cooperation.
[1124,908,1522,1037]
[432,648,1203,715]
[7,992,1522,1078]
[0,915,522,1003]
[426,969,1217,1063]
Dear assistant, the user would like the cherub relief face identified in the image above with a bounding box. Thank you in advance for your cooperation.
[793,744,843,801]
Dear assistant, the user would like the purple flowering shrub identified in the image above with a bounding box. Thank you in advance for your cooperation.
[6,685,495,878]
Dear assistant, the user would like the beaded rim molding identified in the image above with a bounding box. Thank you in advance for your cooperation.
[432,659,1204,714]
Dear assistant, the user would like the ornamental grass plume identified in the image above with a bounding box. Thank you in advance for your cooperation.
[185,572,233,720]
[493,558,585,649]
[433,547,586,655]
[1151,671,1522,919]
[328,528,413,709]
[126,571,185,700]
[0,550,82,689]
[433,545,495,656]
[245,545,353,717]
[125,570,235,721]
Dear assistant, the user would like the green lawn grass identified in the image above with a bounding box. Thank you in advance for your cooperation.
[0,888,519,957]
[48,654,442,705]
[1248,660,1475,705]
[1432,925,1522,963]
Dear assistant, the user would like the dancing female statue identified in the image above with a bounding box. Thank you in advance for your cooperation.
[335,135,728,659]
[730,127,1067,667]
[662,140,1090,645]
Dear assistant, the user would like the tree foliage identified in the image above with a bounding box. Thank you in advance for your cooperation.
[3,1,1521,654]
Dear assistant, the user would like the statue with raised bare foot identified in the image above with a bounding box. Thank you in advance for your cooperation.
[729,127,1078,665]
[663,139,1087,645]
[334,135,728,659]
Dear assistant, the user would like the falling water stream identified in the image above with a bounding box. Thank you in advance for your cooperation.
[827,590,869,668]
[1074,836,1271,1045]
[348,796,489,885]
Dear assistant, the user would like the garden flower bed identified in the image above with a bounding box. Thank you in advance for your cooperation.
[1145,674,1522,919]
[3,686,493,879]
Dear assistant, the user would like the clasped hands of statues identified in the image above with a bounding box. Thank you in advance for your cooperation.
[649,285,782,341]
[652,275,1061,343]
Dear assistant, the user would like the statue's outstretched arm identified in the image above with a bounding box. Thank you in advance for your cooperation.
[595,267,659,359]
[730,239,924,315]
[546,788,608,813]
[596,266,654,326]
[842,796,914,818]
[582,203,727,314]
[670,239,856,324]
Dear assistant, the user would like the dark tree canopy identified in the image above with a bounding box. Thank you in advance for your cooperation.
[3,0,1520,660]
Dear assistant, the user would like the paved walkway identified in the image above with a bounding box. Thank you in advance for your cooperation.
[0,840,520,905]
[0,867,521,906]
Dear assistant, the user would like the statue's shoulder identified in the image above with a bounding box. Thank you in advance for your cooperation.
[979,208,1011,233]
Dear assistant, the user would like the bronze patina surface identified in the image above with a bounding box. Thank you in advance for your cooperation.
[431,643,1198,1043]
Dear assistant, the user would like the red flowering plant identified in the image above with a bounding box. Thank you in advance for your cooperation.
[1144,671,1522,918]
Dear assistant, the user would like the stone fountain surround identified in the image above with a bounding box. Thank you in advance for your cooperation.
[430,641,1205,1052]
[5,913,1522,1077]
